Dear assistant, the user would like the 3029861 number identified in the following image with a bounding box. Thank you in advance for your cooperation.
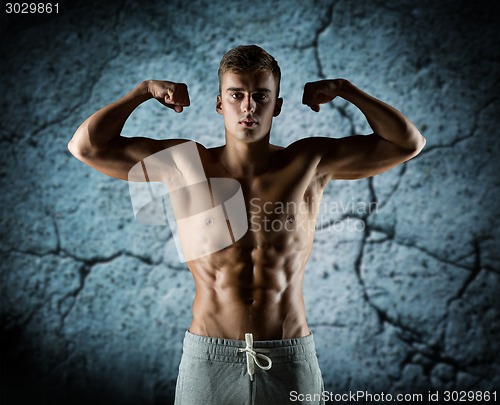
[5,3,59,14]
[443,391,497,402]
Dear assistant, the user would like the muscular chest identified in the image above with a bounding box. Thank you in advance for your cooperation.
[169,148,325,261]
[221,152,328,253]
[243,174,321,245]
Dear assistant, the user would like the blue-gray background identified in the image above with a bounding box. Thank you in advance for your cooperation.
[1,0,499,403]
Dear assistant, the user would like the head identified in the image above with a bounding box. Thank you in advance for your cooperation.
[216,45,283,143]
[218,45,281,97]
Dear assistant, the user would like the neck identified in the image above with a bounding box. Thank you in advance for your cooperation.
[222,132,272,177]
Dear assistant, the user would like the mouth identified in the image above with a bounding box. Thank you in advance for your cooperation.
[239,118,258,128]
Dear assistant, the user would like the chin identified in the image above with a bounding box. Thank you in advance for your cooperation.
[226,125,270,143]
[242,134,267,143]
[240,128,270,142]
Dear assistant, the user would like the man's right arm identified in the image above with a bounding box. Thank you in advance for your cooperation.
[68,80,191,180]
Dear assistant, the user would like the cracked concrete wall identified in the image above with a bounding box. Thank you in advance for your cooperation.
[1,0,499,403]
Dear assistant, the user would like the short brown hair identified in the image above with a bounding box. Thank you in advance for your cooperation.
[218,45,281,97]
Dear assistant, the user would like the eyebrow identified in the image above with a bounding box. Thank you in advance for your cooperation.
[226,87,272,93]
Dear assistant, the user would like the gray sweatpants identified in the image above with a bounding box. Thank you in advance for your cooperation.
[174,330,325,405]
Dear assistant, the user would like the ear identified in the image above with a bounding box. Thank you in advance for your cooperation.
[273,97,283,117]
[216,95,223,115]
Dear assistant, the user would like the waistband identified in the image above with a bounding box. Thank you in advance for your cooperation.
[182,330,317,364]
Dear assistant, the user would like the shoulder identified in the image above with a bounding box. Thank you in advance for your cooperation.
[283,137,356,184]
[281,137,339,165]
[271,139,331,185]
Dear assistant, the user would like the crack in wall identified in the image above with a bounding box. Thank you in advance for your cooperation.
[1,247,156,331]
[367,224,481,273]
[352,225,423,339]
[362,233,496,386]
[15,0,127,147]
[310,1,337,79]
[308,321,347,328]
[448,239,483,303]
[341,173,487,386]
[310,1,361,136]
[420,95,498,157]
[396,331,491,383]
[376,163,407,211]
[344,177,421,338]
[1,244,156,268]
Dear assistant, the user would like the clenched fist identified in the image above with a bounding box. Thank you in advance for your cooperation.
[302,79,346,112]
[147,80,190,113]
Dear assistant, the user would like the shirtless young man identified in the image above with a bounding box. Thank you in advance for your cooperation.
[68,45,425,404]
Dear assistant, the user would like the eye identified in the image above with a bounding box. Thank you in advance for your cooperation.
[231,93,243,99]
[254,93,268,101]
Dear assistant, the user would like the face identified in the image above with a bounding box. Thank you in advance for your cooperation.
[216,71,283,143]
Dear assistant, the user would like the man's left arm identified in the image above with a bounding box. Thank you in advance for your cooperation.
[301,79,426,180]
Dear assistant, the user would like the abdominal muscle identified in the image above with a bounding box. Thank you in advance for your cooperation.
[180,143,323,341]
[187,241,312,341]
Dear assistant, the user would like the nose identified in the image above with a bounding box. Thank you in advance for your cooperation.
[242,94,256,113]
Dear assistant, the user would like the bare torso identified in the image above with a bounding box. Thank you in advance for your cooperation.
[181,143,327,340]
[69,75,424,342]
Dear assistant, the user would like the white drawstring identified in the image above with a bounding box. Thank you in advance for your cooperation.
[237,333,272,381]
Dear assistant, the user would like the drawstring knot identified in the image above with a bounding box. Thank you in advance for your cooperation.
[237,333,272,380]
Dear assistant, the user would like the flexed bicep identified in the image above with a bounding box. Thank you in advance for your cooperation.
[306,135,421,180]
[69,80,194,180]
